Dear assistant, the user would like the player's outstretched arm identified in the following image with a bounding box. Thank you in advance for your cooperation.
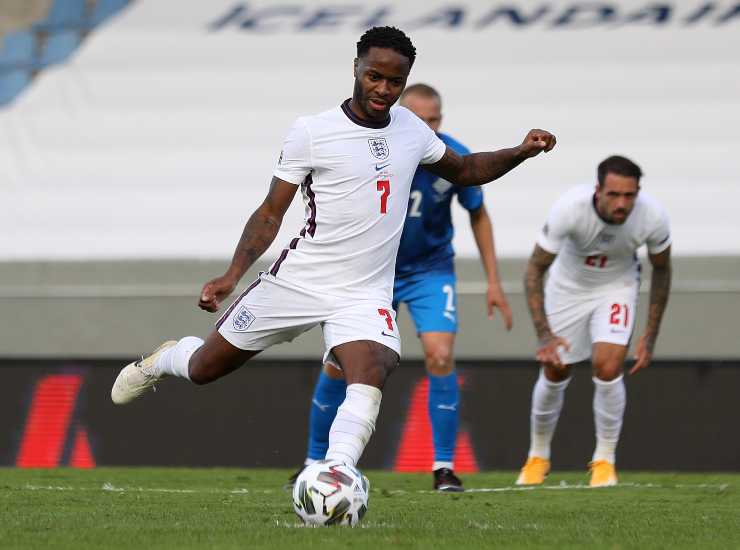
[469,206,513,329]
[198,177,298,312]
[631,246,672,374]
[525,244,569,367]
[426,129,556,187]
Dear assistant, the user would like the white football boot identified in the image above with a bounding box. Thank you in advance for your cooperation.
[111,341,177,405]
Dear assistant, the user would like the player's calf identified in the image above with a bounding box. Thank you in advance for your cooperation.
[187,331,260,385]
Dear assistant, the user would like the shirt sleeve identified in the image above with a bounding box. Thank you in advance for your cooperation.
[536,199,573,254]
[456,185,484,212]
[417,119,447,165]
[646,207,672,254]
[273,118,311,185]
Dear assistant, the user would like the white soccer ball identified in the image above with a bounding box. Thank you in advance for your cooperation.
[292,460,369,526]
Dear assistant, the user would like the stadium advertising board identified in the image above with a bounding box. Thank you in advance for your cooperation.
[2,360,738,471]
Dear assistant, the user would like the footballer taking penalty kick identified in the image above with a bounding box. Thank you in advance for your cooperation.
[110,24,556,521]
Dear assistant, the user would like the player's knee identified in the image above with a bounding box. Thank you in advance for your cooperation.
[594,363,622,381]
[424,345,453,376]
[543,364,572,383]
[374,347,399,384]
[355,348,398,388]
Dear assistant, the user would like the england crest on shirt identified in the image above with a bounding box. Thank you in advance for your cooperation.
[599,232,615,244]
[368,137,389,160]
[232,305,256,332]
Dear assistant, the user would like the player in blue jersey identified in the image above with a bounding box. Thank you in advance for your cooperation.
[291,84,513,492]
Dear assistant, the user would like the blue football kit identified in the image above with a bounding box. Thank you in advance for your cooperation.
[393,132,483,334]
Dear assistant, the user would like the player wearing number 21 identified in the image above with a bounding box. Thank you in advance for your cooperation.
[111,27,555,472]
[516,155,672,488]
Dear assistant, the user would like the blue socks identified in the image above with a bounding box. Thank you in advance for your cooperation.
[428,372,459,467]
[306,370,347,461]
[305,370,459,467]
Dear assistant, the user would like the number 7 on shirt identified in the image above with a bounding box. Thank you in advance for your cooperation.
[377,180,390,214]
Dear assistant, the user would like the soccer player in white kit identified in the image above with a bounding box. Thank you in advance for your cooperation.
[110,27,556,469]
[516,155,672,487]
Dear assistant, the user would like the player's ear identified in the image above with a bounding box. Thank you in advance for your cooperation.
[353,57,359,77]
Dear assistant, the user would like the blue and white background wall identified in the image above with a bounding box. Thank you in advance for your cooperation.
[1,0,738,260]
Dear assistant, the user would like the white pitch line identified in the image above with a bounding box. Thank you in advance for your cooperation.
[19,481,729,496]
[22,483,254,495]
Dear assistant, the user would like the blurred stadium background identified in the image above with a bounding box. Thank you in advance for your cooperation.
[1,0,738,472]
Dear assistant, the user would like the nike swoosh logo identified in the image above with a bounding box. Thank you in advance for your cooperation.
[312,399,330,412]
[437,403,458,411]
[381,331,399,339]
[375,163,391,171]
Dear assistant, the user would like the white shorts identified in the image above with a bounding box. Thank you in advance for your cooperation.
[545,284,638,365]
[216,273,401,360]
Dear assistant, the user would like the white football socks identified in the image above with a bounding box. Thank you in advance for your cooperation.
[528,369,571,460]
[153,336,204,381]
[592,374,626,464]
[325,383,382,466]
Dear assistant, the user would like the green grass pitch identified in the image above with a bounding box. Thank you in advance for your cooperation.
[1,468,737,549]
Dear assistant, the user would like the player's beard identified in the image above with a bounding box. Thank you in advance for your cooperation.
[353,80,391,121]
[609,208,629,224]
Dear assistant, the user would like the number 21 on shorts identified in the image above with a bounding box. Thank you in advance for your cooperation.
[610,303,630,327]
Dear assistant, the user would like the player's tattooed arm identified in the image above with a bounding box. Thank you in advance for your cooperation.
[525,245,557,341]
[632,246,672,373]
[198,177,298,312]
[426,129,556,187]
[525,245,571,368]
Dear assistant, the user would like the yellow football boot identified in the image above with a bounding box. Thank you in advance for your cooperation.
[589,460,618,487]
[515,456,550,485]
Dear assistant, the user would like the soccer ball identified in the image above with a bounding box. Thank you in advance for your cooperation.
[292,460,369,526]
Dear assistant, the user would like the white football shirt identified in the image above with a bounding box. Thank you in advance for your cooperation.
[270,100,447,302]
[537,184,671,292]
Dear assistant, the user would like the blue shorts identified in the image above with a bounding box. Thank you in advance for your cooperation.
[392,273,457,334]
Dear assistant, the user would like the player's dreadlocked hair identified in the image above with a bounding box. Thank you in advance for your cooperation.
[597,155,643,186]
[357,26,416,67]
